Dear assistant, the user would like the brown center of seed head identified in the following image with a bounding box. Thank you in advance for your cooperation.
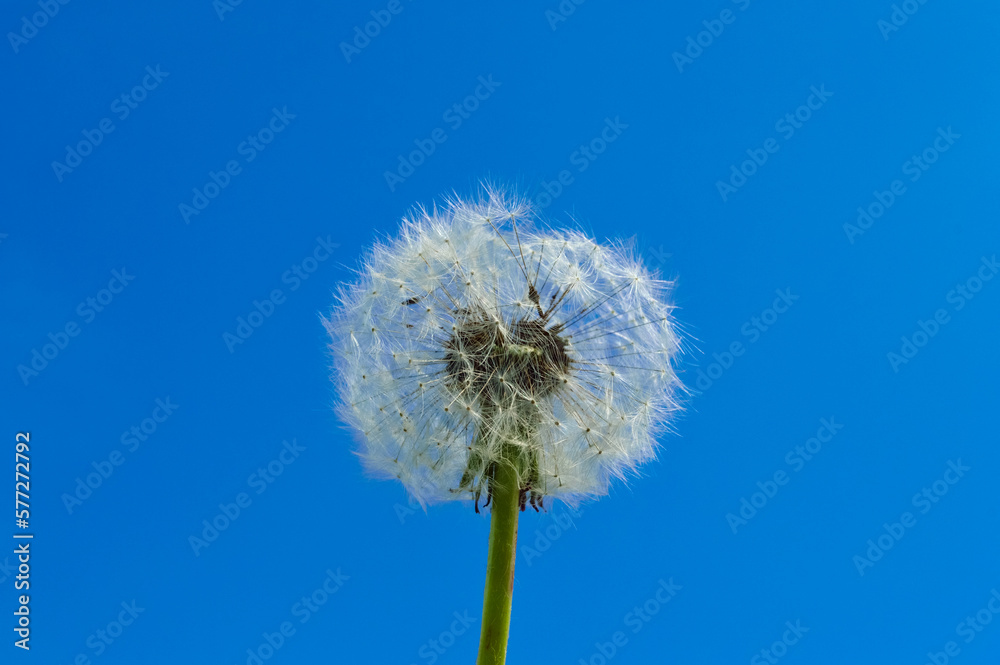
[443,310,571,404]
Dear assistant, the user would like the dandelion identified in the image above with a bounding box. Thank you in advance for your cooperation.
[326,187,683,664]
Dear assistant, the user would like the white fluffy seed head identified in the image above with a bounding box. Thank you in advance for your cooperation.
[326,188,684,509]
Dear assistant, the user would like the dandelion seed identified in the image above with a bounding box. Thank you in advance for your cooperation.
[325,186,684,664]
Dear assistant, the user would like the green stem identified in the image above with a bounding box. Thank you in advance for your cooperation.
[476,459,520,665]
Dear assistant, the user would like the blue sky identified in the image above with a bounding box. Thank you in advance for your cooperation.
[2,1,999,663]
